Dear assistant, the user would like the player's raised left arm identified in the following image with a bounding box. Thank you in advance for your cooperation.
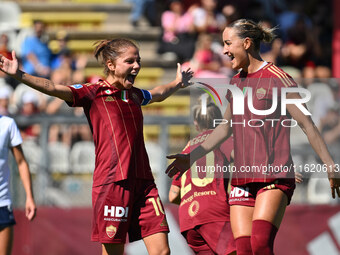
[286,92,340,198]
[148,63,193,103]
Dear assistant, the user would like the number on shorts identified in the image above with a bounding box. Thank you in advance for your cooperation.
[148,197,164,216]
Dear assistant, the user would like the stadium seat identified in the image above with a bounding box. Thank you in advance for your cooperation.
[142,95,190,115]
[48,142,71,173]
[20,12,108,30]
[143,125,191,140]
[21,140,42,174]
[69,141,95,174]
[49,39,97,54]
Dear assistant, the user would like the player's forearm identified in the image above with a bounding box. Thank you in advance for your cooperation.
[169,185,181,205]
[201,123,232,153]
[191,124,232,162]
[11,70,73,101]
[150,80,181,102]
[304,122,335,169]
[18,162,35,200]
[13,69,55,96]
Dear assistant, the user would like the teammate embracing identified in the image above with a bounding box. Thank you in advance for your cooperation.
[169,101,236,255]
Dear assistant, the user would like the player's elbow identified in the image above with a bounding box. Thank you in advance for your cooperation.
[168,188,181,205]
[168,193,176,204]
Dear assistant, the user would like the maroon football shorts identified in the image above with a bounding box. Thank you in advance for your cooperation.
[91,179,169,243]
[183,221,236,255]
[229,178,296,207]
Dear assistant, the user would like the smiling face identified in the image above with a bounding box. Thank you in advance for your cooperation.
[222,27,249,71]
[107,46,141,89]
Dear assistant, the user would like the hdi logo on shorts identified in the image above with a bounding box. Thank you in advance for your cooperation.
[230,187,249,198]
[104,205,129,218]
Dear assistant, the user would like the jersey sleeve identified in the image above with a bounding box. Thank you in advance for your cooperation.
[66,83,97,107]
[9,118,23,148]
[171,173,181,187]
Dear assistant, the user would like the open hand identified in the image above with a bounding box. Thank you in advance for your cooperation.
[165,153,191,180]
[0,51,19,76]
[295,172,303,184]
[175,63,194,88]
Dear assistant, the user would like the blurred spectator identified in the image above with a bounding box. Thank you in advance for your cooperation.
[0,34,10,88]
[259,19,283,65]
[221,3,241,26]
[126,0,157,27]
[319,104,340,163]
[51,30,72,71]
[0,33,21,90]
[46,68,74,146]
[21,20,52,78]
[18,91,42,141]
[320,106,340,145]
[191,0,226,35]
[12,83,47,114]
[277,2,312,42]
[279,15,319,70]
[302,65,336,129]
[158,0,196,62]
[0,34,11,60]
[0,85,13,116]
[45,69,72,117]
[255,0,287,25]
[51,30,88,75]
[45,68,91,146]
[184,33,232,78]
[308,2,332,67]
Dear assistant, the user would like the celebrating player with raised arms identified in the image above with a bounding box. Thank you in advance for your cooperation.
[169,100,236,255]
[0,38,193,255]
[166,19,340,255]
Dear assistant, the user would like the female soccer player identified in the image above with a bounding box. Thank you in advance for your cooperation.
[169,101,236,255]
[0,115,36,255]
[166,19,340,255]
[0,38,193,255]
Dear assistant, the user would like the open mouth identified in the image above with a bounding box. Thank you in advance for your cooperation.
[127,73,137,84]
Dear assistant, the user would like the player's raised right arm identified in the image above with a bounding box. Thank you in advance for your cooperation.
[0,51,73,103]
[166,106,233,178]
